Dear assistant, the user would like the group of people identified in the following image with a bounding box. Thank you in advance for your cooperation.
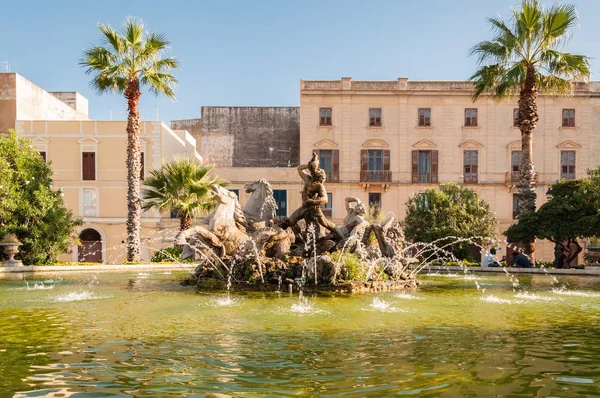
[481,248,534,268]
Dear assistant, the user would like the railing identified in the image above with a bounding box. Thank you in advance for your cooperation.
[463,174,478,184]
[360,170,392,182]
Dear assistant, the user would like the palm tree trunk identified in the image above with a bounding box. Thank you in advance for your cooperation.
[516,65,540,260]
[180,215,192,231]
[125,79,142,262]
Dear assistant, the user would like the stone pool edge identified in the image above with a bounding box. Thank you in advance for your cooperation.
[0,263,196,274]
[421,265,600,276]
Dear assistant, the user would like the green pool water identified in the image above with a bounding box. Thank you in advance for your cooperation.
[0,270,599,396]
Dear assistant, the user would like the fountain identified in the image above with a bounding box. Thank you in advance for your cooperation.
[175,153,418,292]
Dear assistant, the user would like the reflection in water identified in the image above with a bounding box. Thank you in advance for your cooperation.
[0,272,599,396]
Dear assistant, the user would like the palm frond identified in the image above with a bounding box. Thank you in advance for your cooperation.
[141,157,228,220]
[140,68,178,99]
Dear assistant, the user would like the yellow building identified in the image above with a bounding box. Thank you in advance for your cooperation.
[299,77,600,261]
[2,73,201,263]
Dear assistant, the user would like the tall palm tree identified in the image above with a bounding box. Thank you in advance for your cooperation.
[142,156,228,231]
[81,17,179,261]
[470,0,590,257]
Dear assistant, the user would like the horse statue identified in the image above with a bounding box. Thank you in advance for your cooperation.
[176,183,291,261]
[243,178,278,225]
[176,184,248,258]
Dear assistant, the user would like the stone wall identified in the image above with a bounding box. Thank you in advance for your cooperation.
[173,107,300,168]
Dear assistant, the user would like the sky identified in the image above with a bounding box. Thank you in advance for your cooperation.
[3,0,600,123]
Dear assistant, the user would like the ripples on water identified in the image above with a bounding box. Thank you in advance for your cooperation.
[52,291,106,302]
[1,272,600,396]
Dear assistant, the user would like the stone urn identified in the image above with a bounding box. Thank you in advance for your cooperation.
[587,246,600,269]
[0,234,23,267]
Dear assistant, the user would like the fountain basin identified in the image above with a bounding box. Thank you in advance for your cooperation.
[1,271,599,396]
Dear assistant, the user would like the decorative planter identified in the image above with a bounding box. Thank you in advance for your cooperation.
[0,242,23,267]
[587,246,600,269]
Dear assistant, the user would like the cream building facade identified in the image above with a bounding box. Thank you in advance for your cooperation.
[2,73,202,264]
[299,78,600,261]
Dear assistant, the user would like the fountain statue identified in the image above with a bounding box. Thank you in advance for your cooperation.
[175,154,417,291]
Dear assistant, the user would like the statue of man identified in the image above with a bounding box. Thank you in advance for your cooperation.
[280,154,340,237]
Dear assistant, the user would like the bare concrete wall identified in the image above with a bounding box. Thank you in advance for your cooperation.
[170,118,202,138]
[173,107,299,168]
[200,106,299,168]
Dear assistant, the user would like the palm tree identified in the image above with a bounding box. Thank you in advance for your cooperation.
[470,0,590,257]
[142,156,228,231]
[81,17,179,261]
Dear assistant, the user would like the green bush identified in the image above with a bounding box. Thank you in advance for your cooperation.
[151,246,193,263]
[0,131,81,265]
[329,251,365,280]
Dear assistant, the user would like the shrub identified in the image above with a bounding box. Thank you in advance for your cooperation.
[151,246,193,263]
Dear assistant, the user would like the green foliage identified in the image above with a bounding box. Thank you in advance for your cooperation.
[0,131,81,264]
[151,246,193,263]
[505,169,600,254]
[329,251,365,280]
[142,156,228,229]
[403,183,497,260]
[469,0,590,100]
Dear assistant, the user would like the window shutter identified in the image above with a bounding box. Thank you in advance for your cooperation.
[431,150,439,184]
[360,150,368,181]
[83,152,96,181]
[411,150,418,183]
[332,150,339,182]
[383,149,391,182]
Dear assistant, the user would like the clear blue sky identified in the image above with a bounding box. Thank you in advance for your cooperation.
[3,0,599,123]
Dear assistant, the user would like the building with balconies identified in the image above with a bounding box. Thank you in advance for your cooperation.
[299,77,600,261]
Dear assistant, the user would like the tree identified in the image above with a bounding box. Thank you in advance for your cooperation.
[142,156,227,231]
[403,183,497,261]
[80,17,179,261]
[505,170,600,265]
[469,0,590,257]
[0,131,81,264]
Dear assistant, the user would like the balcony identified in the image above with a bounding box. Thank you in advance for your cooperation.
[360,170,392,183]
[505,171,539,185]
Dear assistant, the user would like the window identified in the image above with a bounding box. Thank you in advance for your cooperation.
[465,108,478,127]
[561,151,576,180]
[38,151,47,162]
[230,189,239,199]
[315,149,339,182]
[368,150,383,171]
[321,192,333,218]
[418,151,431,183]
[368,193,381,210]
[562,109,575,127]
[82,152,96,181]
[319,107,332,126]
[511,151,522,182]
[83,189,97,217]
[360,150,391,182]
[140,152,145,180]
[513,194,519,219]
[369,108,382,126]
[463,150,478,184]
[513,108,519,127]
[170,210,179,218]
[418,108,431,126]
[411,150,439,184]
[319,150,333,180]
[273,189,287,217]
